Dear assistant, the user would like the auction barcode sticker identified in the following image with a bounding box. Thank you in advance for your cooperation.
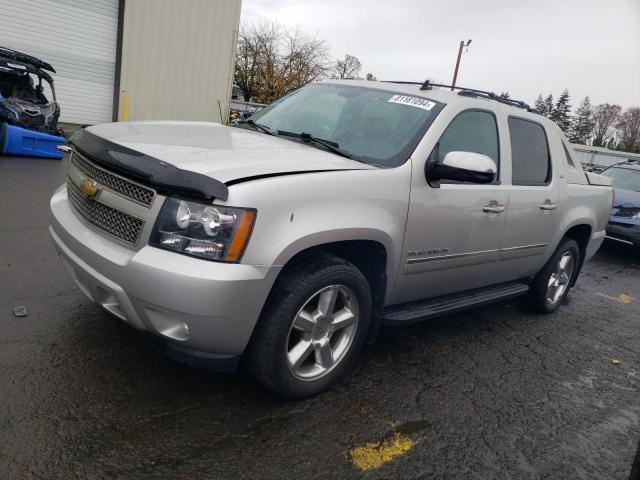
[388,95,436,111]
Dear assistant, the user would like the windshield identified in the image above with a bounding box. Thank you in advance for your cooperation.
[602,166,640,191]
[247,83,442,167]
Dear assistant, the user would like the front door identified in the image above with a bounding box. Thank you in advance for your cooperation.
[391,108,510,305]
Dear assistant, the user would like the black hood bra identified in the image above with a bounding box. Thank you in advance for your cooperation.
[70,128,230,202]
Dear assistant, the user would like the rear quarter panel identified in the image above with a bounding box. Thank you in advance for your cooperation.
[553,126,612,261]
[562,183,612,260]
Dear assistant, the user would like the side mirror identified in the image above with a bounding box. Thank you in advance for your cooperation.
[426,151,497,184]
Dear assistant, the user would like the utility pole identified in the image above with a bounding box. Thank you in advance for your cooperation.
[451,39,472,90]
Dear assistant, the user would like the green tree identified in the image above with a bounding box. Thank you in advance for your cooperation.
[543,94,554,118]
[534,94,547,115]
[568,96,594,144]
[333,54,362,80]
[234,21,330,104]
[550,89,572,133]
[616,107,640,153]
[592,103,622,147]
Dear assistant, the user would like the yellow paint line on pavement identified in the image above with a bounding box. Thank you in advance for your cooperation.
[597,293,634,304]
[349,433,417,471]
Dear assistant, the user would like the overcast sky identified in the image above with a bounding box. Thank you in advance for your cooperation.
[241,0,640,109]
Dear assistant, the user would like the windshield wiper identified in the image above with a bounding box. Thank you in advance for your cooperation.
[277,130,352,159]
[237,119,274,135]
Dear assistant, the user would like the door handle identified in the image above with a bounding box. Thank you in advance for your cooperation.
[483,201,505,214]
[539,201,558,210]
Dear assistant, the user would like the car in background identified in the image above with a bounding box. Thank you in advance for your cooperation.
[601,159,640,251]
[0,46,61,135]
[231,84,245,100]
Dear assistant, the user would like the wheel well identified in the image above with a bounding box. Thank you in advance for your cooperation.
[563,224,591,286]
[276,240,388,343]
[564,224,591,254]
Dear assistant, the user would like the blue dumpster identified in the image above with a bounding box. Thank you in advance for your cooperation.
[1,123,65,159]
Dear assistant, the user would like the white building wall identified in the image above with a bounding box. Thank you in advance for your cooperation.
[118,0,241,123]
[0,0,119,125]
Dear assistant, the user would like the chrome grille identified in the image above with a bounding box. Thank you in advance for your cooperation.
[67,179,144,245]
[71,151,155,207]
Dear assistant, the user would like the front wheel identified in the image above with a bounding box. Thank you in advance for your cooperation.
[244,255,371,398]
[525,238,580,313]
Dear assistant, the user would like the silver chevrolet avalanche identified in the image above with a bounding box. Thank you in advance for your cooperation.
[49,80,613,398]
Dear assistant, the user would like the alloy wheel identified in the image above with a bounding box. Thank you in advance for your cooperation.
[285,284,359,381]
[545,251,575,304]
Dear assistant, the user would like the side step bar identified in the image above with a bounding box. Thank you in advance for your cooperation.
[382,281,530,325]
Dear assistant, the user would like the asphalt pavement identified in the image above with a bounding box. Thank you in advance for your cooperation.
[1,154,639,480]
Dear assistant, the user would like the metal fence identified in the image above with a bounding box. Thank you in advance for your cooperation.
[572,144,640,172]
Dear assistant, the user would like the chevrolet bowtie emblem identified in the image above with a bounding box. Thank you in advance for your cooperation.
[79,179,99,198]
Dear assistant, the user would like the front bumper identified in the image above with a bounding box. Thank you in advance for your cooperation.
[50,185,280,367]
[606,219,640,248]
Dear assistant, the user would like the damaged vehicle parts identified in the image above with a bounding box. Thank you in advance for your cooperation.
[0,46,61,135]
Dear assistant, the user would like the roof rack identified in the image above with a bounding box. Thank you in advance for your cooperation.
[381,80,539,114]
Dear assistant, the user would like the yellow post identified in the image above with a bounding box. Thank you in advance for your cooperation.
[121,94,129,122]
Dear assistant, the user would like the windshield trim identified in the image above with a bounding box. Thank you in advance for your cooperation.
[249,83,446,168]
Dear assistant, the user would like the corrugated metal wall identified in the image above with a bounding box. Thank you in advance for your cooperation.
[118,0,241,123]
[0,0,119,125]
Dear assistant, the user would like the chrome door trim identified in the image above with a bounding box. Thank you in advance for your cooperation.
[407,248,499,264]
[406,243,548,264]
[500,243,548,252]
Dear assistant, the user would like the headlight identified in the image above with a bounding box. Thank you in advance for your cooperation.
[150,198,256,262]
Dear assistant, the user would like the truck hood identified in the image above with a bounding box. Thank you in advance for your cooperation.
[85,121,374,184]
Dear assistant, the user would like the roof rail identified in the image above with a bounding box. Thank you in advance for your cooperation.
[421,80,539,113]
[381,79,539,114]
[380,81,424,86]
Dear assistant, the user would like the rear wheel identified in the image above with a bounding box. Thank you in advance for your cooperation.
[244,255,371,398]
[525,238,580,313]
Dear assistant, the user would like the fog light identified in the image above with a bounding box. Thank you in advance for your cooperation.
[145,308,190,341]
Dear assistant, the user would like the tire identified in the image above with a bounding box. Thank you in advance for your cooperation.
[244,254,372,399]
[525,238,580,314]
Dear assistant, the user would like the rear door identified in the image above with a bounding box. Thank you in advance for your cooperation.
[500,117,563,277]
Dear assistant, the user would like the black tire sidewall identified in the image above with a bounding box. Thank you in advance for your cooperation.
[246,257,371,398]
[527,238,580,314]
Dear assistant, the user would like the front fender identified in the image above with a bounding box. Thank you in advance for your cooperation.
[219,164,413,295]
[272,226,396,270]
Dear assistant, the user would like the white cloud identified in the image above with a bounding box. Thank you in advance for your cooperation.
[241,0,640,108]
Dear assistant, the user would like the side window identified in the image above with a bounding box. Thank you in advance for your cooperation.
[435,110,500,165]
[509,117,551,185]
